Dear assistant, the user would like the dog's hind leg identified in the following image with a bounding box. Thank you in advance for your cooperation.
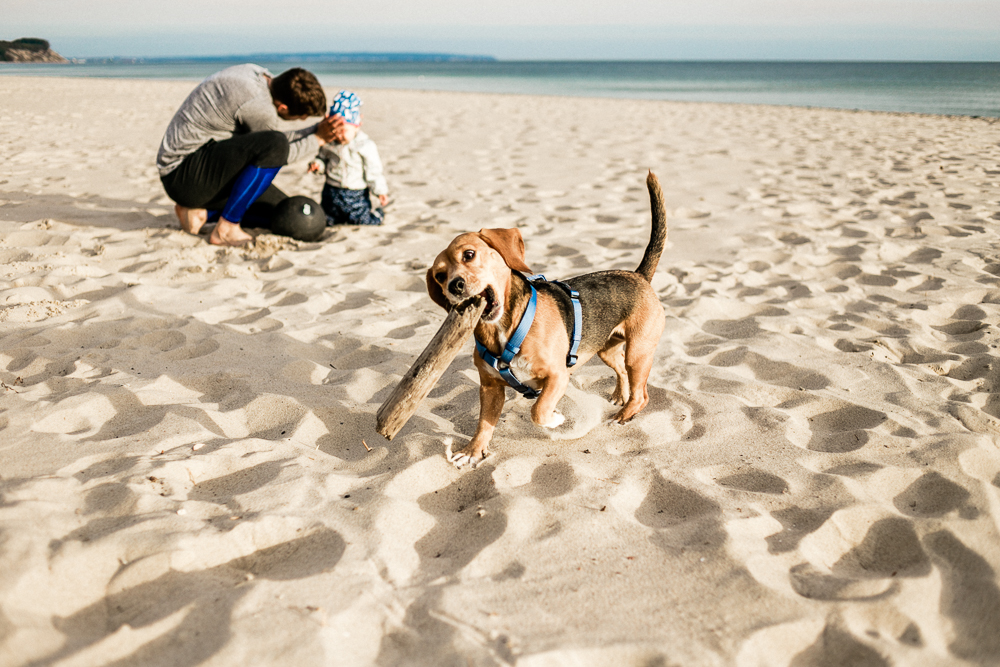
[613,317,664,423]
[598,336,629,406]
[613,350,652,423]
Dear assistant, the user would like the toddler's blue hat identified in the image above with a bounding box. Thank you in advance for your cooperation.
[331,90,361,126]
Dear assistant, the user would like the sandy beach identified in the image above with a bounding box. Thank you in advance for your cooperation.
[2,74,1000,666]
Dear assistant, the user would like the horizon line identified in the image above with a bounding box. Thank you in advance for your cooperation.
[26,52,1000,64]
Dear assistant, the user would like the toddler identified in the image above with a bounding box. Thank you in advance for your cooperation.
[309,90,388,226]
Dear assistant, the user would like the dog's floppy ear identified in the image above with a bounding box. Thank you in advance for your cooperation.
[478,228,532,273]
[426,268,451,311]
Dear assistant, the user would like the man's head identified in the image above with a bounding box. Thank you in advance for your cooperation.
[270,68,327,119]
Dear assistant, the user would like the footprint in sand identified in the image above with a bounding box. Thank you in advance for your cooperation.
[73,455,141,482]
[765,506,836,554]
[893,471,976,519]
[329,343,395,371]
[413,468,507,582]
[138,329,186,352]
[42,528,345,666]
[187,372,257,411]
[790,625,890,667]
[791,509,930,601]
[707,345,830,392]
[738,619,897,667]
[48,482,144,555]
[187,460,285,504]
[910,302,1000,425]
[634,472,726,552]
[162,337,220,361]
[323,291,376,315]
[385,318,430,340]
[716,469,789,495]
[528,460,577,499]
[227,528,346,580]
[924,529,1000,662]
[222,308,283,334]
[782,400,890,453]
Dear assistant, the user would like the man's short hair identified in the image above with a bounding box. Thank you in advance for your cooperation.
[271,68,327,117]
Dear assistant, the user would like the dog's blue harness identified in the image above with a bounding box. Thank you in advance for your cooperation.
[474,273,582,399]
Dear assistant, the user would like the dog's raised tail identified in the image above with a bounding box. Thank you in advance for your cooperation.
[636,171,667,282]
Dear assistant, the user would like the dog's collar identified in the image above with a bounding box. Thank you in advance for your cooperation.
[474,272,582,400]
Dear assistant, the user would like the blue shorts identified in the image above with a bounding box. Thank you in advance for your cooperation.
[321,184,383,226]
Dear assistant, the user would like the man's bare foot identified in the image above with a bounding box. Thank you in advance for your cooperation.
[175,204,208,235]
[209,218,254,247]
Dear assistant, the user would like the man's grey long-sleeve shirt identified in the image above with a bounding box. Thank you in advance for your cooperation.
[156,64,320,176]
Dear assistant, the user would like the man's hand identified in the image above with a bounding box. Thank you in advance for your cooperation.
[316,114,346,145]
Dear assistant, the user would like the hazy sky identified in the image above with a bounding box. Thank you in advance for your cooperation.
[5,0,999,60]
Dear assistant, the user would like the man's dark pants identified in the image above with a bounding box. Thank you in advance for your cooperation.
[160,131,290,225]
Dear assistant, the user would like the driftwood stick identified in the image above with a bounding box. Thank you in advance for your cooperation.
[376,296,486,441]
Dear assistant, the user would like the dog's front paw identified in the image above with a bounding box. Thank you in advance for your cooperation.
[448,443,488,468]
[542,411,565,429]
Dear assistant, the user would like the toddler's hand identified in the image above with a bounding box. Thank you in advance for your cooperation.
[307,160,321,174]
[378,194,389,207]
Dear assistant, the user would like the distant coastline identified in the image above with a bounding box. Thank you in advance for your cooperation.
[69,52,497,65]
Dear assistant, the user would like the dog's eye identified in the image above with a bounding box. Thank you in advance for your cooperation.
[435,272,446,284]
[463,250,475,261]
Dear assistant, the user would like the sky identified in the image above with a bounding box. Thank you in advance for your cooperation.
[4,0,999,60]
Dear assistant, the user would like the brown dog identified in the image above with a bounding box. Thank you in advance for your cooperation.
[427,172,667,466]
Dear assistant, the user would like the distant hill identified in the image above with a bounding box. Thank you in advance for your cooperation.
[0,38,68,63]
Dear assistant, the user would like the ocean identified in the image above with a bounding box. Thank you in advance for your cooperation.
[2,59,998,118]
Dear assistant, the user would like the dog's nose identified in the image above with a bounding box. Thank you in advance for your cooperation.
[448,277,465,297]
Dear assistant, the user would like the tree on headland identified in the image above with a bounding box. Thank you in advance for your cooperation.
[0,38,68,63]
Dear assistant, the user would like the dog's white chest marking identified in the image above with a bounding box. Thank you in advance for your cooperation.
[481,351,539,391]
[510,354,537,386]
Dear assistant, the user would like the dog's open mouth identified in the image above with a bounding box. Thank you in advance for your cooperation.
[480,285,500,321]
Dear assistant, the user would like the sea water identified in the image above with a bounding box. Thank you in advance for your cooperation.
[2,59,998,117]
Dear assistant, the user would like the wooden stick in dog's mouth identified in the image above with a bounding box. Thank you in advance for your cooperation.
[376,295,487,441]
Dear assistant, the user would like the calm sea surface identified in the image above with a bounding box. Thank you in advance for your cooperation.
[2,60,998,117]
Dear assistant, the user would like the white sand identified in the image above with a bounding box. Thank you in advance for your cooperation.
[2,74,1000,666]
